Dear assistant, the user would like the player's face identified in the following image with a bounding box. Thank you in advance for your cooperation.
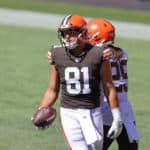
[59,29,80,50]
[62,29,78,43]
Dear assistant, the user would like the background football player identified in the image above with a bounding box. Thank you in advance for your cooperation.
[87,18,140,150]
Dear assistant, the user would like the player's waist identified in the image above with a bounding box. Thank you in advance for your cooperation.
[61,98,100,109]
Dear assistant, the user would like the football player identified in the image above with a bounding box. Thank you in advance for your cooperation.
[36,14,123,150]
[87,19,140,150]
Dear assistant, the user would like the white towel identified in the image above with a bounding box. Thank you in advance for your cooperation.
[124,121,140,143]
[79,109,103,145]
[119,101,140,142]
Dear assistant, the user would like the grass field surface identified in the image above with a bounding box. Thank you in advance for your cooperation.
[0,1,150,150]
[0,24,150,150]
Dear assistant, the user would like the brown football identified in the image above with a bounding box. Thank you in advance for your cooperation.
[32,106,56,128]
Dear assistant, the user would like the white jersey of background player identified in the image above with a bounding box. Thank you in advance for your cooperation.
[101,49,138,137]
[87,19,139,150]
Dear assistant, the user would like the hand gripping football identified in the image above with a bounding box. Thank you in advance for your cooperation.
[32,106,56,129]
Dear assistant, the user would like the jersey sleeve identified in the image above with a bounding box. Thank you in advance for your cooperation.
[121,49,128,60]
[49,46,56,65]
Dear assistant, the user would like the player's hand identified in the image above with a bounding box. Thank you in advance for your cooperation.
[31,107,56,130]
[103,47,123,60]
[103,48,113,59]
[31,117,49,130]
[107,119,122,139]
[107,108,123,139]
[47,51,52,63]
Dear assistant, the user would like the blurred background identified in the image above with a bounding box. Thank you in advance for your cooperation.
[0,0,150,150]
[41,0,150,11]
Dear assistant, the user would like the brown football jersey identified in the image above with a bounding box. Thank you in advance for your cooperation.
[51,44,104,109]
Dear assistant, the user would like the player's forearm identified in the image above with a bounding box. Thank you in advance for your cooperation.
[107,86,119,109]
[39,88,58,109]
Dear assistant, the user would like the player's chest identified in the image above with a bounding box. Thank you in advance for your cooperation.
[57,55,101,77]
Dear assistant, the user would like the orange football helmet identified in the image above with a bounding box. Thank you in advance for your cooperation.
[58,14,87,50]
[87,19,115,45]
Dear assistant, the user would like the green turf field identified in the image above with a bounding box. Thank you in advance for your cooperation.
[0,1,150,150]
[0,24,150,150]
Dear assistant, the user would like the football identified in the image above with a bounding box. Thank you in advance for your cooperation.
[32,106,56,129]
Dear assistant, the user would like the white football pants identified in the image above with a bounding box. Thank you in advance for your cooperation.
[60,107,103,150]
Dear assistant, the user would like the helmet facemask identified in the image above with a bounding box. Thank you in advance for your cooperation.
[58,27,87,51]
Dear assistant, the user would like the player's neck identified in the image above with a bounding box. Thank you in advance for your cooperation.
[70,44,85,56]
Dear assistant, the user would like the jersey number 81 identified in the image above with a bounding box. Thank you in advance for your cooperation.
[65,67,91,94]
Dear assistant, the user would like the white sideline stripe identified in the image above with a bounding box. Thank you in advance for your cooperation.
[0,8,150,41]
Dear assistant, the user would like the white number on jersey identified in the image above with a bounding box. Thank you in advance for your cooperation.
[65,67,91,94]
[111,60,127,80]
[111,59,128,92]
